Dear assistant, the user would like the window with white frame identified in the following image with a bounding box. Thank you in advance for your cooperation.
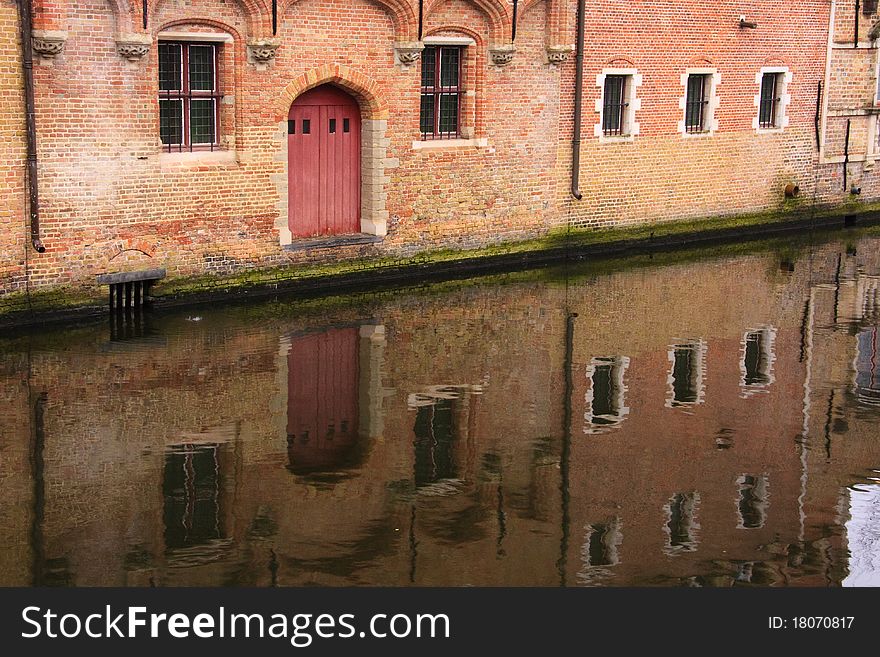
[680,69,720,135]
[595,69,641,141]
[754,67,791,132]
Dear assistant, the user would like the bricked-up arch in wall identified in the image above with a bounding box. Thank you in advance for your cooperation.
[519,0,570,46]
[275,65,391,244]
[279,0,418,42]
[424,0,511,44]
[149,0,271,37]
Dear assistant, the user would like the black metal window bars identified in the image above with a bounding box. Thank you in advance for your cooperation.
[685,74,710,133]
[159,42,221,152]
[759,72,782,130]
[602,75,629,137]
[420,46,463,140]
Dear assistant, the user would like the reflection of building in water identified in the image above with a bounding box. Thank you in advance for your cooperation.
[3,236,880,586]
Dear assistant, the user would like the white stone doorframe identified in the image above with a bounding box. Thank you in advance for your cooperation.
[273,115,390,246]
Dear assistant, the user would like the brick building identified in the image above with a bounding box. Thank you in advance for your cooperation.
[1,1,878,298]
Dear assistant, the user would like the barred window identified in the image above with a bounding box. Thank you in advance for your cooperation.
[159,42,221,151]
[602,75,629,136]
[685,74,710,133]
[420,46,462,140]
[758,72,783,129]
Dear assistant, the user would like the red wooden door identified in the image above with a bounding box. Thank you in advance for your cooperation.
[288,85,361,237]
[287,327,360,473]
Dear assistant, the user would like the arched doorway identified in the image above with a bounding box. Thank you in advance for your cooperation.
[288,85,362,238]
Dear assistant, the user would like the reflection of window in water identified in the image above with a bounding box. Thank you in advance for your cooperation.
[413,398,457,488]
[667,341,706,407]
[855,327,880,407]
[164,444,223,549]
[584,357,630,434]
[664,492,700,555]
[578,517,622,584]
[736,474,769,529]
[741,328,776,393]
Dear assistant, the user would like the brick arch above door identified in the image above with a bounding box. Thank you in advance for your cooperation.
[274,65,392,245]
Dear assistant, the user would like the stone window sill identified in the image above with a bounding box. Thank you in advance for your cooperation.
[412,138,489,151]
[159,149,238,168]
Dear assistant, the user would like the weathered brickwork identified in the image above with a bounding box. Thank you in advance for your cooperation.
[1,0,878,297]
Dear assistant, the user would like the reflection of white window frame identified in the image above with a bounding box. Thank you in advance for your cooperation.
[666,339,707,409]
[662,491,701,556]
[739,327,777,397]
[583,356,630,434]
[736,474,769,529]
[578,516,623,585]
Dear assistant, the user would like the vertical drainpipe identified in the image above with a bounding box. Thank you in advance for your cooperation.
[18,0,46,253]
[570,0,586,199]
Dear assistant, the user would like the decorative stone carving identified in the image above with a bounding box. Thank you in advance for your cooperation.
[545,44,573,65]
[247,39,280,67]
[488,44,516,67]
[394,41,424,67]
[31,30,67,62]
[116,34,152,62]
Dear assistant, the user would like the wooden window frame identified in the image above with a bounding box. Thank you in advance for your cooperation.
[420,45,464,140]
[159,42,221,152]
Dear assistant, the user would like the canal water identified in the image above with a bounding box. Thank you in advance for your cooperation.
[1,229,879,587]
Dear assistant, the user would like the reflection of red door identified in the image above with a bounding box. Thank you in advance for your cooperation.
[287,327,360,473]
[288,85,361,237]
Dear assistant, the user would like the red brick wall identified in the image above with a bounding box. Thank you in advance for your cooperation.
[1,0,874,298]
[0,0,26,294]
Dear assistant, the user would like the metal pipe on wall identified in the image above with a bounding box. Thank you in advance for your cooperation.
[570,0,586,200]
[17,0,46,253]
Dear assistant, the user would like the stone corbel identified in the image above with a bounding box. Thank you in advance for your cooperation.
[31,30,67,63]
[488,44,516,68]
[247,39,280,69]
[545,44,573,66]
[116,34,152,63]
[394,41,424,68]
